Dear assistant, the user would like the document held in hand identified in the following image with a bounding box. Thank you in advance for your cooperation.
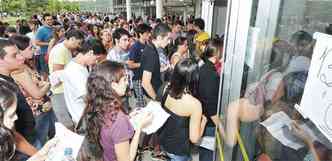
[46,123,85,161]
[130,101,170,135]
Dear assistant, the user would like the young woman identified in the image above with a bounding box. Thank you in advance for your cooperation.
[170,37,189,68]
[159,58,207,161]
[9,35,55,146]
[47,26,66,55]
[100,29,113,52]
[82,61,152,161]
[0,79,57,161]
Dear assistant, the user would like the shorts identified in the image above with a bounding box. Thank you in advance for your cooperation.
[34,55,49,74]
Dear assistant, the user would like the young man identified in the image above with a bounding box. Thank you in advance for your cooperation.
[140,23,172,159]
[141,23,171,100]
[193,18,209,58]
[171,20,183,41]
[165,20,183,58]
[127,23,152,108]
[107,28,132,111]
[48,29,85,130]
[106,28,131,63]
[35,13,54,79]
[0,39,38,157]
[61,38,106,124]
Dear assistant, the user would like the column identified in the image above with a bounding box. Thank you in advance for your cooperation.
[126,0,132,20]
[201,0,214,34]
[183,5,188,25]
[195,0,202,18]
[156,0,163,19]
[110,0,114,14]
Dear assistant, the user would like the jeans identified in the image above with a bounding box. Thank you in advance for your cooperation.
[166,152,191,161]
[35,110,56,146]
[51,93,74,130]
[199,127,216,161]
[132,80,147,108]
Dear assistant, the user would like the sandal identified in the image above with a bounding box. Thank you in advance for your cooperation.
[143,146,154,151]
[151,151,169,161]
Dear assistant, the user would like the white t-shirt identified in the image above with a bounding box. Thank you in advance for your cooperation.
[62,60,89,124]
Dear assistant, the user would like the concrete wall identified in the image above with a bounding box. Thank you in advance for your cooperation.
[276,0,332,40]
[276,0,306,40]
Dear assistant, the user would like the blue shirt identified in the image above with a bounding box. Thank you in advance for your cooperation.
[129,41,146,80]
[35,26,53,55]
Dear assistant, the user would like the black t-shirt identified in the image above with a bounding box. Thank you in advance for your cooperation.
[198,61,220,127]
[129,41,146,80]
[0,74,36,143]
[140,43,162,97]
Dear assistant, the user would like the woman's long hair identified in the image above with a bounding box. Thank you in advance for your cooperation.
[169,58,200,99]
[0,125,15,161]
[0,80,17,161]
[83,61,125,159]
[0,80,17,124]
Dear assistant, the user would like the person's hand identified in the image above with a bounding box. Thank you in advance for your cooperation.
[201,115,207,126]
[137,112,153,130]
[38,137,59,155]
[291,122,311,144]
[39,81,50,88]
[129,108,141,118]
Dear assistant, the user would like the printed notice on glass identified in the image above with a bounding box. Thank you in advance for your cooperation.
[245,27,260,69]
[297,32,332,143]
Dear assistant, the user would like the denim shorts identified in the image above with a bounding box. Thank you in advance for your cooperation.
[34,55,49,74]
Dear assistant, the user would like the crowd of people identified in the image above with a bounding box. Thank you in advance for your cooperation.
[0,11,331,161]
[0,12,223,161]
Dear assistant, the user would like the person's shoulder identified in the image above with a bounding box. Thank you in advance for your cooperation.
[144,44,158,56]
[182,94,202,109]
[51,43,63,51]
[142,45,153,55]
[26,32,33,37]
[113,111,130,126]
[50,43,67,55]
[37,26,46,32]
[109,48,119,55]
[199,62,215,74]
[64,60,76,69]
[132,41,141,48]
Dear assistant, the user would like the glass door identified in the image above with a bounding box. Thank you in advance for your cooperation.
[219,0,332,161]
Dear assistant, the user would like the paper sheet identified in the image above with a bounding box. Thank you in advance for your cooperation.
[297,32,332,142]
[198,136,216,151]
[260,112,318,150]
[130,101,170,135]
[49,70,64,87]
[245,27,260,69]
[46,123,85,161]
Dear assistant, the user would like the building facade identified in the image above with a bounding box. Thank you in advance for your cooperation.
[79,0,194,18]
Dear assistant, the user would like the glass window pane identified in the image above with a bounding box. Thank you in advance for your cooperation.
[221,1,332,161]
